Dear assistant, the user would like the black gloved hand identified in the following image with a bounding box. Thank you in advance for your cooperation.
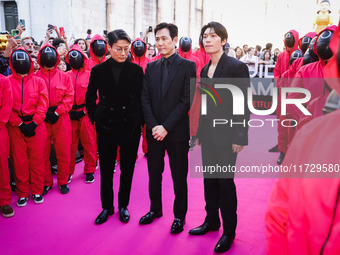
[69,111,86,121]
[25,122,37,137]
[19,123,29,137]
[45,112,59,124]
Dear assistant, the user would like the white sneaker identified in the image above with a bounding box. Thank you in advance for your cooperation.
[17,197,28,207]
[32,195,44,204]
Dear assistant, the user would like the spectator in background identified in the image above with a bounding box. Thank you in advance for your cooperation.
[259,50,274,65]
[272,48,280,64]
[240,47,258,75]
[146,43,156,59]
[30,55,40,72]
[21,37,34,55]
[0,36,19,75]
[225,43,236,58]
[255,45,262,56]
[234,46,244,60]
[74,38,89,57]
[53,38,70,71]
[57,59,67,72]
[259,43,273,59]
[259,50,274,75]
[242,44,248,54]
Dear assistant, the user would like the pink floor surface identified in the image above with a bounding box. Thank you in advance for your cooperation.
[0,115,279,254]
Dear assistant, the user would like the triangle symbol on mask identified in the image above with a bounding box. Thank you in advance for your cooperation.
[45,47,53,53]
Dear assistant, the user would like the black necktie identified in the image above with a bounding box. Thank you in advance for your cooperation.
[161,58,169,98]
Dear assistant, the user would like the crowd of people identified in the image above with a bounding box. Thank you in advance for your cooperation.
[1,14,340,254]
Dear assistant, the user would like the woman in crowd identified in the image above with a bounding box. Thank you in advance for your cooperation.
[74,38,90,57]
[234,46,244,60]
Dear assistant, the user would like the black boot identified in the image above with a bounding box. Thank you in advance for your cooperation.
[268,144,279,152]
[277,152,285,165]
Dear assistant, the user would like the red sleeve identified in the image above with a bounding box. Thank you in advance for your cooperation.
[55,73,74,115]
[0,77,13,128]
[274,54,282,78]
[265,178,290,255]
[33,77,49,125]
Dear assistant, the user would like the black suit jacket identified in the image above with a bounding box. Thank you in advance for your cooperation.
[141,53,196,142]
[85,58,144,141]
[197,53,250,148]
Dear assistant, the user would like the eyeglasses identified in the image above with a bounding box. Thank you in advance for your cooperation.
[113,47,129,54]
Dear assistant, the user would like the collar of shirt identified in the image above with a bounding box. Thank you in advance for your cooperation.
[162,52,177,66]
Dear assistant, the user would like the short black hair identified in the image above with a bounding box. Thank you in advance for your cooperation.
[200,21,228,50]
[154,22,178,40]
[52,38,65,49]
[256,45,261,51]
[107,29,131,47]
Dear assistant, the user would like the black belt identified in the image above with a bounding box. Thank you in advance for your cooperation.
[19,115,34,122]
[47,106,57,113]
[72,104,85,110]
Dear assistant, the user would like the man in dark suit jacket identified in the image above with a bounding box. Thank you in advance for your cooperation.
[85,29,144,225]
[139,22,196,234]
[188,22,250,253]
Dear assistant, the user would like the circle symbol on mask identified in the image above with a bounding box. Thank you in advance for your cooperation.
[69,50,84,70]
[316,30,333,60]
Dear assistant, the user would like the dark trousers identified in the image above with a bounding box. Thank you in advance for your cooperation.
[96,124,141,210]
[147,137,189,220]
[201,144,238,235]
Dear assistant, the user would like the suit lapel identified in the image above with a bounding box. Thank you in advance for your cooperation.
[213,53,226,78]
[162,54,181,99]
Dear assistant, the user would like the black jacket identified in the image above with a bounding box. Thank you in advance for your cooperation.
[141,53,196,142]
[197,53,250,148]
[85,58,144,140]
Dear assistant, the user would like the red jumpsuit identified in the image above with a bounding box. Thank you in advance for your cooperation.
[178,43,201,137]
[86,34,108,71]
[266,23,340,254]
[287,26,338,123]
[65,45,97,176]
[192,39,211,69]
[7,48,48,198]
[36,44,74,187]
[0,75,13,206]
[131,38,150,155]
[274,29,299,154]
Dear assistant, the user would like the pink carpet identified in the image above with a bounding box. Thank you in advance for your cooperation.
[0,115,278,254]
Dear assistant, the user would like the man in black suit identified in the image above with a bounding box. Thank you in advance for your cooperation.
[85,29,144,225]
[139,22,196,234]
[188,22,250,253]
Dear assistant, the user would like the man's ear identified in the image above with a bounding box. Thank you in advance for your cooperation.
[173,36,179,45]
[222,38,227,47]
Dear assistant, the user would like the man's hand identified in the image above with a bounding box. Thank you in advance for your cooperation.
[232,144,244,153]
[3,36,19,57]
[152,125,168,141]
[46,29,52,39]
[16,22,25,36]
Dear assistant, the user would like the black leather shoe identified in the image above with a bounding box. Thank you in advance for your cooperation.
[277,152,285,165]
[171,218,185,234]
[119,207,130,223]
[268,144,279,152]
[214,234,235,253]
[94,208,114,225]
[189,222,220,235]
[139,211,162,225]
